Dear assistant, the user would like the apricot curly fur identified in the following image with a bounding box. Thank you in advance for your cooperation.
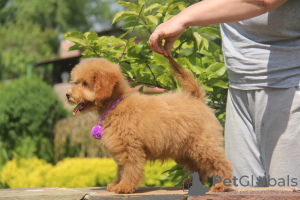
[66,57,233,194]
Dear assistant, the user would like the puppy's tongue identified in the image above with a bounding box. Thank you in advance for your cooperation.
[73,103,84,115]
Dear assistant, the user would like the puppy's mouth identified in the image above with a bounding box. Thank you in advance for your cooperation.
[73,102,90,115]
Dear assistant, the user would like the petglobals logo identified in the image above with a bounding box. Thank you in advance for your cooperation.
[212,175,298,187]
[187,172,210,196]
[181,172,298,197]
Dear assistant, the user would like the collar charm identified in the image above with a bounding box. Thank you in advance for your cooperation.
[91,125,103,139]
[91,97,123,140]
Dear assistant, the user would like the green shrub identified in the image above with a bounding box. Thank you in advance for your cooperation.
[0,157,52,188]
[45,157,117,188]
[0,77,67,165]
[143,161,179,187]
[0,157,177,188]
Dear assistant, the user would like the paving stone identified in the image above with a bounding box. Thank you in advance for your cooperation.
[1,186,300,200]
[89,187,187,200]
[0,187,90,200]
[190,187,300,200]
[0,187,187,200]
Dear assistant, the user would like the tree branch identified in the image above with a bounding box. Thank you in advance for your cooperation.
[80,40,101,57]
[146,64,159,87]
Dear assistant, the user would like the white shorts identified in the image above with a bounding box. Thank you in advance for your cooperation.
[225,86,300,187]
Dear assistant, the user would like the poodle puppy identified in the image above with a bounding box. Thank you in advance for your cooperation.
[66,57,232,194]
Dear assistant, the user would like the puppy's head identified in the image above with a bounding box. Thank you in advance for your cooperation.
[66,58,126,115]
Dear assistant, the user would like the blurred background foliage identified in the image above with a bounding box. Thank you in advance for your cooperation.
[0,0,119,80]
[54,112,110,162]
[0,0,227,189]
[0,77,67,164]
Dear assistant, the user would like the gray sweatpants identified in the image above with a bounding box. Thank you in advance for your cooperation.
[225,87,300,187]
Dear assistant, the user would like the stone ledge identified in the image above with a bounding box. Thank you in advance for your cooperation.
[0,187,299,200]
[0,187,90,200]
[190,187,300,200]
[0,187,187,200]
[90,187,187,200]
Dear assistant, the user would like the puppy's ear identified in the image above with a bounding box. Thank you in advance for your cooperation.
[93,71,119,102]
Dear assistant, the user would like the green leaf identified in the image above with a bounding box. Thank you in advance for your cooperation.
[120,62,133,78]
[120,62,132,71]
[204,85,213,92]
[162,164,183,174]
[213,80,228,89]
[181,40,194,49]
[163,12,174,22]
[156,13,163,18]
[136,73,152,84]
[179,41,194,56]
[103,51,115,57]
[82,49,97,58]
[116,1,138,9]
[96,36,126,48]
[62,31,86,45]
[157,5,167,14]
[109,36,126,46]
[144,3,162,13]
[187,55,203,75]
[146,15,159,25]
[131,24,156,29]
[128,37,137,46]
[178,4,186,11]
[112,10,139,24]
[167,2,184,13]
[202,37,209,50]
[206,62,226,79]
[193,32,202,49]
[86,31,98,42]
[173,40,181,49]
[198,26,221,39]
[68,43,87,51]
[118,32,128,39]
[122,21,138,30]
[152,53,169,68]
[134,43,144,54]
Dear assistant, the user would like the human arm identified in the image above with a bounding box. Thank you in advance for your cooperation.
[149,0,288,56]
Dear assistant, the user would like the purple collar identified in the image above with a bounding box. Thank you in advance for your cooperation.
[91,97,123,139]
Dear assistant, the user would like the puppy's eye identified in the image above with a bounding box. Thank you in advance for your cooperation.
[83,82,88,86]
[74,82,78,85]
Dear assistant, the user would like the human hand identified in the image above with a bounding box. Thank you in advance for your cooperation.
[149,16,186,57]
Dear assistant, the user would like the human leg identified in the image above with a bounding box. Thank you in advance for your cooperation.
[257,87,300,187]
[225,88,266,187]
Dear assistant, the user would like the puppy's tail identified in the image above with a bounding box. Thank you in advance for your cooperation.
[168,56,205,101]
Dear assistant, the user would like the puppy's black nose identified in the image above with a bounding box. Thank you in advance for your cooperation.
[66,93,71,99]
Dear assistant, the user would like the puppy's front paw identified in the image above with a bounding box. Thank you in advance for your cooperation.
[112,182,136,194]
[210,183,230,192]
[107,182,118,192]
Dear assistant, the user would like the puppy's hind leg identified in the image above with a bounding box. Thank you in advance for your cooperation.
[208,152,233,192]
[176,158,208,188]
[187,141,233,192]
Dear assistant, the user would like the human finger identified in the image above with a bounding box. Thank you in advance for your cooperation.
[164,40,175,56]
[149,31,164,54]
